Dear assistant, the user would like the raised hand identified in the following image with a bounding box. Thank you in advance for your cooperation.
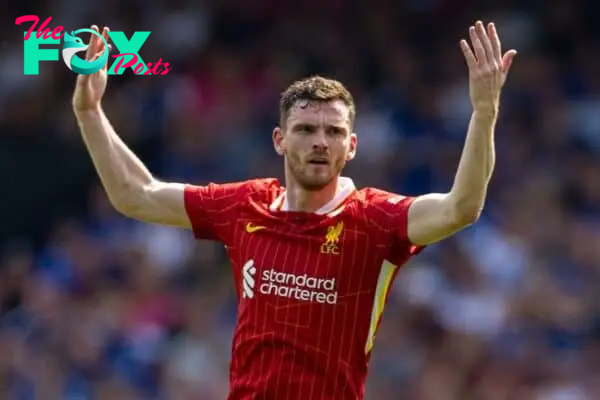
[73,25,111,112]
[460,21,517,116]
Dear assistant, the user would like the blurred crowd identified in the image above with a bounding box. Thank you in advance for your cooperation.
[1,0,600,398]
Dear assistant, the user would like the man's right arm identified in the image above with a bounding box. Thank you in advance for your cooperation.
[75,106,191,228]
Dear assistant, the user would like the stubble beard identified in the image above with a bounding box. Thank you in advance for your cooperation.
[287,156,345,192]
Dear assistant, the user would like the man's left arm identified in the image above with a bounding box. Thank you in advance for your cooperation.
[406,20,517,246]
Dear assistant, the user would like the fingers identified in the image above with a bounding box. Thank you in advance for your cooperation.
[93,26,111,56]
[100,26,110,54]
[475,21,494,64]
[468,26,486,67]
[102,27,111,72]
[85,25,100,61]
[79,25,99,83]
[102,26,110,43]
[83,25,112,73]
[502,49,518,76]
[463,21,510,70]
[487,22,502,63]
[460,39,477,70]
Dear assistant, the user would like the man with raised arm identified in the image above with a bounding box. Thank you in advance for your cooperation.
[73,22,516,400]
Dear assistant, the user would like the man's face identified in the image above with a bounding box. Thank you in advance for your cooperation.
[273,100,357,191]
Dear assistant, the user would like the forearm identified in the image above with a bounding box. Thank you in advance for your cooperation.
[74,106,154,209]
[449,110,497,219]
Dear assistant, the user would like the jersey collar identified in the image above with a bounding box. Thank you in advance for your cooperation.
[270,177,356,215]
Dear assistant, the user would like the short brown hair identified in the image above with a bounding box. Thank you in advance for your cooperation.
[279,76,356,127]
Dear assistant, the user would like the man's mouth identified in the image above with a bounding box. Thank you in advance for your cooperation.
[308,158,329,165]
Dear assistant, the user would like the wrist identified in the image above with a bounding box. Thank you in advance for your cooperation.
[74,105,102,119]
[472,108,498,121]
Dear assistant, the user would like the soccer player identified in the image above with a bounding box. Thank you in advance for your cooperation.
[73,21,516,400]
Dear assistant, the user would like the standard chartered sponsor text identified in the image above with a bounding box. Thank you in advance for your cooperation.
[260,268,338,304]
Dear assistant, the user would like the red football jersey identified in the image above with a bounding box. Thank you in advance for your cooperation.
[184,177,423,400]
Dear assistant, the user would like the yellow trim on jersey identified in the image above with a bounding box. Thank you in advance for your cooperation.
[365,260,397,354]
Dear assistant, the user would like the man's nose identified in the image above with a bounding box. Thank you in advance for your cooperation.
[312,129,328,150]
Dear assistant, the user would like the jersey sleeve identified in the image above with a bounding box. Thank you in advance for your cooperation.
[183,180,257,242]
[365,189,425,266]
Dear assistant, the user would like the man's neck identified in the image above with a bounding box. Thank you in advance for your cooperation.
[284,176,339,213]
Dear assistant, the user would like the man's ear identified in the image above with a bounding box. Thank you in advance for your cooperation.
[346,132,357,161]
[273,127,285,156]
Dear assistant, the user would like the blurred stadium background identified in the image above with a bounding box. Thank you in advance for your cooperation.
[1,0,600,398]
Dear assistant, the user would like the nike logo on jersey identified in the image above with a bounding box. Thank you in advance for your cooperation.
[246,222,266,233]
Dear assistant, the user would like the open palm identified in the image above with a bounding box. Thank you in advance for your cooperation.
[460,21,517,115]
[72,25,111,112]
